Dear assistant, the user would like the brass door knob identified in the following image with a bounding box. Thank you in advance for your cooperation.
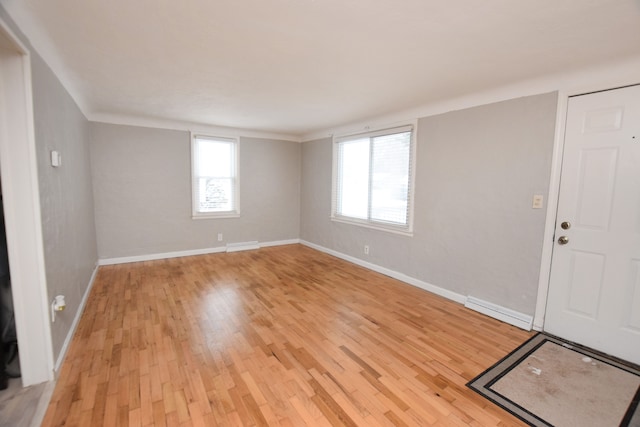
[558,236,569,245]
[561,221,571,230]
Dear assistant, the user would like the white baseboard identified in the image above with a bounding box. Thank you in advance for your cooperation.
[299,240,466,305]
[54,264,100,372]
[98,246,227,265]
[226,241,260,252]
[465,296,533,331]
[98,239,302,265]
[261,238,300,248]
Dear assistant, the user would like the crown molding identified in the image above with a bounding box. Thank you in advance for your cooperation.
[301,54,640,143]
[88,112,302,142]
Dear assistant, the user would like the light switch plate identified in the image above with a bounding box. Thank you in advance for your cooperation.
[532,194,544,209]
[51,150,61,167]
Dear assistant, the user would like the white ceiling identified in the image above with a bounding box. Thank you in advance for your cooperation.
[3,0,640,139]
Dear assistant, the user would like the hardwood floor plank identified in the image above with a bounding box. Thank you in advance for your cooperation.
[384,408,412,427]
[361,370,410,412]
[310,392,357,427]
[152,400,168,427]
[41,244,532,426]
[288,395,328,427]
[117,404,129,426]
[103,392,118,427]
[173,389,190,423]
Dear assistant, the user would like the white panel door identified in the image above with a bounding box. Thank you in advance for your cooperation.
[545,85,640,365]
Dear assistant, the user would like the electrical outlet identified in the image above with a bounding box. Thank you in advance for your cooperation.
[364,245,369,255]
[217,233,223,241]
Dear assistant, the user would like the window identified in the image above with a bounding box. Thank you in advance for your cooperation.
[332,125,415,233]
[191,134,239,218]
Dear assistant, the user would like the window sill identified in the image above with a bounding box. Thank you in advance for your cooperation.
[192,212,240,220]
[330,216,413,237]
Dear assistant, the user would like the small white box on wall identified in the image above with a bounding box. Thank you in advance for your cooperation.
[51,150,61,167]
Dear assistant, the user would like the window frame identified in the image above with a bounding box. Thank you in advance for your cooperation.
[191,133,240,219]
[331,123,417,235]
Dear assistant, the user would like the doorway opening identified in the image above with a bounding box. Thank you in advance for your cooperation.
[0,172,20,389]
[0,17,54,387]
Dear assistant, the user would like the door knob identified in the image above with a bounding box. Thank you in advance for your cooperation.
[561,221,571,230]
[558,236,569,245]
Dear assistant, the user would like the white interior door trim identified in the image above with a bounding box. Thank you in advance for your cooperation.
[0,17,54,385]
[533,92,568,331]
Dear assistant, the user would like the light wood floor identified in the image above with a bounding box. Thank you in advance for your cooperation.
[42,244,532,426]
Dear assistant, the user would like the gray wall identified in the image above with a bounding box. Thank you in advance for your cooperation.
[301,93,558,315]
[90,123,300,259]
[0,6,99,361]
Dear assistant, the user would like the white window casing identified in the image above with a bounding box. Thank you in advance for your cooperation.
[331,123,417,235]
[191,133,240,219]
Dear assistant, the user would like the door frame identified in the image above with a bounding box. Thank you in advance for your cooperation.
[532,92,568,331]
[0,17,54,385]
[534,82,640,331]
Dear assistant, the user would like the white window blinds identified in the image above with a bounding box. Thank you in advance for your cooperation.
[332,125,415,233]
